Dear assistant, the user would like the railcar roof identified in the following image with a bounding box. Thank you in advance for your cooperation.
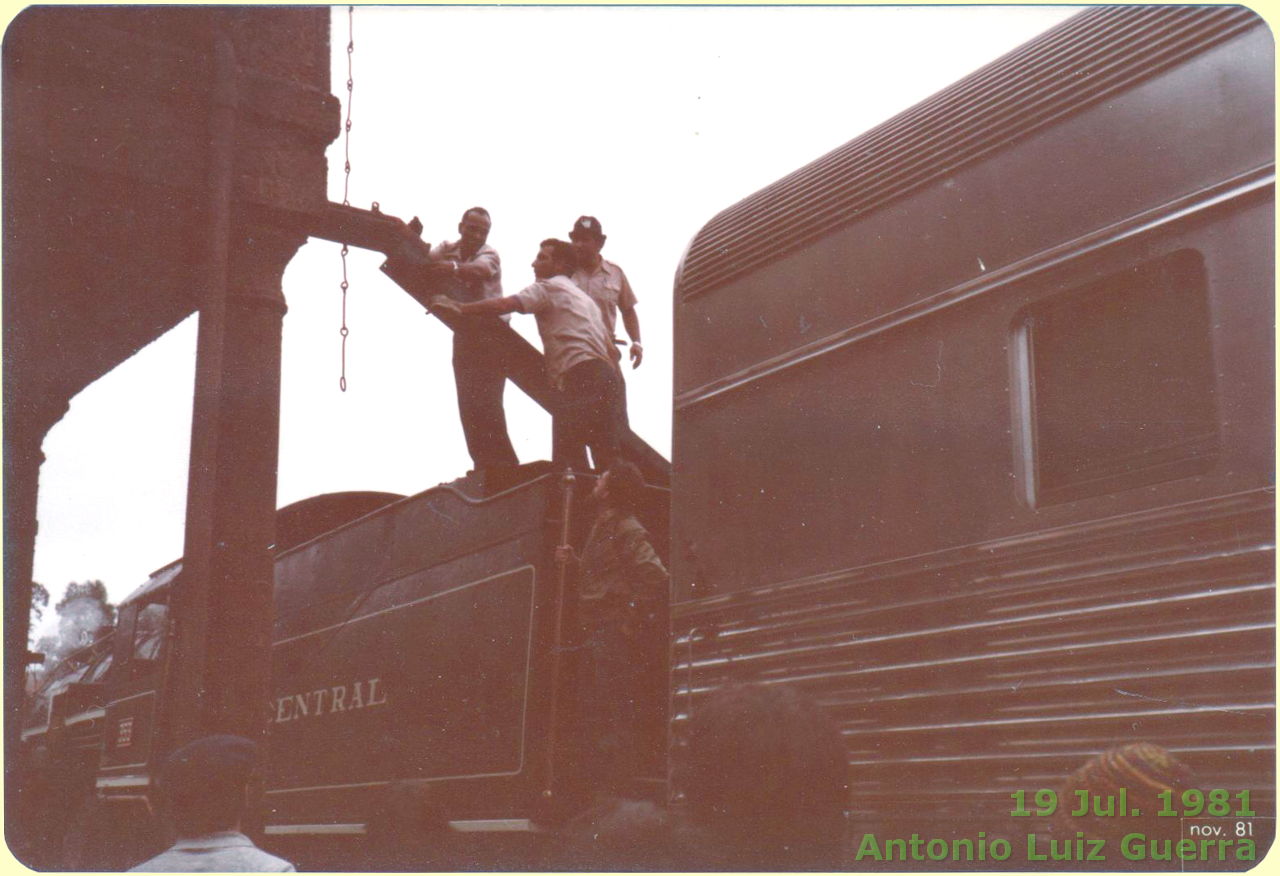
[675,5,1262,301]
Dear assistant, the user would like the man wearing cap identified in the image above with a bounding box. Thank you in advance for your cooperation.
[569,215,644,371]
[130,735,295,871]
[424,207,519,476]
[430,239,621,471]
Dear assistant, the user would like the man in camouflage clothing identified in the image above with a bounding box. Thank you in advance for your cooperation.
[557,459,667,798]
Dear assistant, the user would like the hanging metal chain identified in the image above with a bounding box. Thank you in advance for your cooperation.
[338,5,355,392]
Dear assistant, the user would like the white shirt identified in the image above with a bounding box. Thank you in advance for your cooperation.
[513,275,614,388]
[430,240,510,322]
[129,831,296,872]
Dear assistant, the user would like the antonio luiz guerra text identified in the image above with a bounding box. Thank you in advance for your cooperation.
[853,788,1267,865]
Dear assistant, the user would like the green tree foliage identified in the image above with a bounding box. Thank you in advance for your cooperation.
[26,581,115,692]
[50,580,115,653]
[30,581,49,628]
[55,580,114,620]
[25,584,52,691]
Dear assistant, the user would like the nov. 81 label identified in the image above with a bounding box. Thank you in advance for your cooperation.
[1011,788,1256,818]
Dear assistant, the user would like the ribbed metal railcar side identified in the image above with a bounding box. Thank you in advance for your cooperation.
[671,6,1273,843]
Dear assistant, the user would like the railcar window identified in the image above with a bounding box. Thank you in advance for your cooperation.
[132,603,168,662]
[86,652,114,683]
[1022,249,1217,505]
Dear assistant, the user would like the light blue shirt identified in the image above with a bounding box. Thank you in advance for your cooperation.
[129,830,295,872]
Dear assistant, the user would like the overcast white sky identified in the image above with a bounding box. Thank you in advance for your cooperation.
[29,4,1080,634]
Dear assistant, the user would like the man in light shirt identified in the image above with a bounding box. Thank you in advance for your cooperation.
[431,239,621,471]
[130,735,295,872]
[569,215,644,370]
[570,215,643,437]
[425,207,519,475]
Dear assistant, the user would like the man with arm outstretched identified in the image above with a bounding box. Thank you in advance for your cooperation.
[431,238,621,471]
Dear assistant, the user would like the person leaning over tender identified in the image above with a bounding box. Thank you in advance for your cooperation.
[130,735,295,872]
[430,239,622,471]
[554,459,668,799]
[422,207,519,476]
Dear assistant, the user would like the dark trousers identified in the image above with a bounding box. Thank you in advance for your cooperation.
[552,359,622,472]
[616,362,631,432]
[609,345,632,431]
[574,616,645,797]
[453,329,518,471]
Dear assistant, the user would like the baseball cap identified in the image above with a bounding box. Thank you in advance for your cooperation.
[570,216,604,239]
[164,734,258,790]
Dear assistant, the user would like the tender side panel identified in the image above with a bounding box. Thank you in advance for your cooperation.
[266,566,537,805]
[266,478,558,828]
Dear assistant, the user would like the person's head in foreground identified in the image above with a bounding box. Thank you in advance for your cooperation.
[681,683,849,869]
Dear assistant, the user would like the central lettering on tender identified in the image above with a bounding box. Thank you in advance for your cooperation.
[269,677,387,724]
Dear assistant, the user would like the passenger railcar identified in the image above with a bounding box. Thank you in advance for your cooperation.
[670,4,1274,843]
